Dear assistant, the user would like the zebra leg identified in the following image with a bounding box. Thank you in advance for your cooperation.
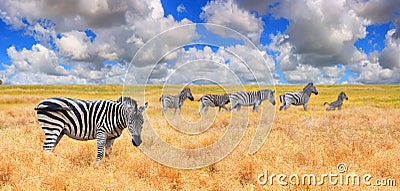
[96,131,107,166]
[253,105,259,112]
[161,104,166,115]
[205,106,209,114]
[105,138,116,158]
[279,95,285,111]
[237,105,241,111]
[218,106,222,113]
[42,126,64,151]
[221,105,229,112]
[253,101,261,112]
[279,101,287,111]
[198,103,204,114]
[228,101,237,112]
[338,105,341,110]
[303,103,308,111]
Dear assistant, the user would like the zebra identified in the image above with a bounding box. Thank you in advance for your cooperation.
[160,87,194,115]
[34,96,148,166]
[198,94,231,114]
[279,82,318,111]
[228,89,276,112]
[324,91,348,111]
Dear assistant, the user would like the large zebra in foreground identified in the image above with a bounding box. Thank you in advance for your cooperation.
[198,94,230,114]
[35,97,148,166]
[228,89,276,112]
[279,82,318,111]
[160,87,194,115]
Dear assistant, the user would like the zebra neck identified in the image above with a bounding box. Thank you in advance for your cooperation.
[302,89,313,97]
[119,106,129,129]
[179,92,187,103]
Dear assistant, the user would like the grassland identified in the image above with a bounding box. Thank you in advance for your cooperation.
[0,84,399,190]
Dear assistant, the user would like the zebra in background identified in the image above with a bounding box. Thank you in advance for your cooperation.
[160,87,194,115]
[279,82,318,111]
[35,97,148,166]
[324,91,348,111]
[198,94,230,114]
[228,89,276,112]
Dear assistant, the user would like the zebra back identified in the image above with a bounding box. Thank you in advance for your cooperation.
[199,94,230,106]
[230,90,267,106]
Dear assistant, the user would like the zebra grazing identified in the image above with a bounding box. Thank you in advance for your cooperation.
[198,94,230,114]
[228,89,276,112]
[35,97,148,166]
[160,87,194,115]
[324,91,348,111]
[279,82,318,111]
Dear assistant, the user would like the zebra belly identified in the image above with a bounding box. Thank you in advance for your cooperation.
[238,102,256,106]
[291,103,303,106]
[64,127,97,140]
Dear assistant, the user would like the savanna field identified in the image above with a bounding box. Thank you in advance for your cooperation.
[0,84,399,190]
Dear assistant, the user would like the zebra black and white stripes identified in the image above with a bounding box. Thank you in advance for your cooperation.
[279,82,318,111]
[198,94,230,114]
[35,97,148,166]
[160,87,194,115]
[229,89,276,112]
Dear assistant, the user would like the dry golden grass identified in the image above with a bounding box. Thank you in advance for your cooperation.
[0,84,399,190]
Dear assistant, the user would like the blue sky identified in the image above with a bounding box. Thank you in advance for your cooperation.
[0,0,399,84]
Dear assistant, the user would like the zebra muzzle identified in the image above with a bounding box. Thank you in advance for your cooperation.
[132,135,142,147]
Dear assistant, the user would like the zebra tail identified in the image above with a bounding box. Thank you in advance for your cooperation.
[323,102,329,105]
[34,106,71,111]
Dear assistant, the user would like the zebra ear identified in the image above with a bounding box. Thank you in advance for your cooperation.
[117,96,123,103]
[138,102,148,113]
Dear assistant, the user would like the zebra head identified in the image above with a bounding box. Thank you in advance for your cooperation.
[120,97,148,147]
[339,91,348,100]
[182,88,194,101]
[303,82,318,95]
[222,94,231,104]
[259,89,276,105]
[129,102,148,147]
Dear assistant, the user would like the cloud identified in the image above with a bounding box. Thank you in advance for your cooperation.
[200,0,264,44]
[145,44,276,85]
[379,29,400,69]
[349,0,400,24]
[355,61,400,84]
[55,30,91,60]
[177,4,186,13]
[6,44,67,76]
[0,0,197,84]
[233,0,277,15]
[1,0,399,84]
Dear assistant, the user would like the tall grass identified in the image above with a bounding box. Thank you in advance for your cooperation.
[0,84,399,190]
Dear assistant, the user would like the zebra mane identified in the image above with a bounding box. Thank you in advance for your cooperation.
[117,96,138,111]
[303,82,314,91]
[338,92,347,99]
[181,87,190,93]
